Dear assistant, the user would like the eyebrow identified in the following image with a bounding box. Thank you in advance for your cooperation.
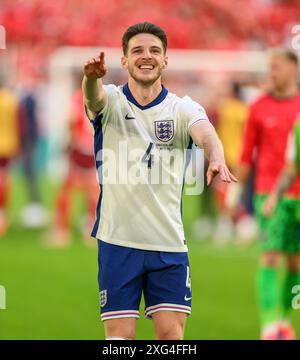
[130,45,163,52]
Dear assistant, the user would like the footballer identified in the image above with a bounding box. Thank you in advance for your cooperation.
[82,22,236,340]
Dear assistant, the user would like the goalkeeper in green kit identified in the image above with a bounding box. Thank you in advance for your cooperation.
[263,119,300,339]
[227,49,300,340]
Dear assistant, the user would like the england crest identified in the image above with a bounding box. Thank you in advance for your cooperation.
[154,120,174,142]
[100,290,107,307]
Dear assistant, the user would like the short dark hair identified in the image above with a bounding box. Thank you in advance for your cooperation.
[270,48,299,66]
[122,22,167,55]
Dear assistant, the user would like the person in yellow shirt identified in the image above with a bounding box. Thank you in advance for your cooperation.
[214,82,256,244]
[217,82,248,170]
[0,78,19,235]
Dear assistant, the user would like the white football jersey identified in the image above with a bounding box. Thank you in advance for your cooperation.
[86,83,209,252]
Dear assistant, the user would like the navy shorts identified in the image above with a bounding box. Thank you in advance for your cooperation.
[97,240,192,321]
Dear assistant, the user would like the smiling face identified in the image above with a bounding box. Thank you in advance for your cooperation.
[121,33,168,86]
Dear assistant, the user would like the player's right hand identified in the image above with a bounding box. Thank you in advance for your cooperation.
[263,193,278,218]
[83,51,107,79]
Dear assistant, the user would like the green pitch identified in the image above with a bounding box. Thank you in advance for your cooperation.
[0,176,299,339]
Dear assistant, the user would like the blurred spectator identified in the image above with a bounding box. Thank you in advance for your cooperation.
[0,76,19,235]
[17,76,49,228]
[217,82,248,170]
[44,85,98,247]
[213,82,257,244]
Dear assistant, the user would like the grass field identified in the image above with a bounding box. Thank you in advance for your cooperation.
[0,175,299,340]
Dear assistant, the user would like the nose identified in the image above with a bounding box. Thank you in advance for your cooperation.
[142,49,152,59]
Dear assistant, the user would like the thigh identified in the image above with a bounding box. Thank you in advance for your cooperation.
[269,198,300,254]
[143,251,192,319]
[254,195,285,252]
[283,200,300,254]
[98,240,143,321]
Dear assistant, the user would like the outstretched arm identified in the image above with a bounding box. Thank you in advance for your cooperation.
[82,51,108,116]
[189,121,237,185]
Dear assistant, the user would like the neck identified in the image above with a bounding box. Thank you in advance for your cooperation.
[127,78,162,106]
[272,83,298,98]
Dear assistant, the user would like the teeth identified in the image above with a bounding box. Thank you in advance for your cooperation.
[139,65,153,69]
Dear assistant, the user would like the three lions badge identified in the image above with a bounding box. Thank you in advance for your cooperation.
[100,290,107,307]
[155,120,174,142]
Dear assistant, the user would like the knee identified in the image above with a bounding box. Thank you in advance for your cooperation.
[155,324,184,340]
[104,320,136,340]
[261,252,281,267]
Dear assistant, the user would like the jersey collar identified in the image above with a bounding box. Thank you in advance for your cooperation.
[122,83,168,110]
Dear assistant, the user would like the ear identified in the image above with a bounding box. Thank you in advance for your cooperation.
[121,56,128,70]
[162,56,168,69]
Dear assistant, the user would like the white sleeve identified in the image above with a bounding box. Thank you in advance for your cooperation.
[178,96,209,132]
[85,84,118,124]
[285,132,296,162]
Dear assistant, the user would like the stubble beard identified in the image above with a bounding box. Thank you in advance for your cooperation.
[128,65,163,87]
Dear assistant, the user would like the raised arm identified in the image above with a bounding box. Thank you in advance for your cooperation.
[82,51,108,116]
[189,121,237,185]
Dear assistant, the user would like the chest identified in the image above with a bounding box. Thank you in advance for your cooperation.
[258,103,300,135]
[117,102,180,147]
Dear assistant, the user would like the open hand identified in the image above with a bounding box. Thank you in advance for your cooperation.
[207,161,238,186]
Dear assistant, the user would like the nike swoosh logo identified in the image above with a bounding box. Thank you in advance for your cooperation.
[125,114,135,120]
[184,295,192,301]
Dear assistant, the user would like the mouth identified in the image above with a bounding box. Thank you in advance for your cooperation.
[138,64,155,70]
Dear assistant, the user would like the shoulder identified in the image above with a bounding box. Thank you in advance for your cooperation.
[103,83,120,96]
[249,93,272,110]
[177,94,200,108]
[176,94,208,119]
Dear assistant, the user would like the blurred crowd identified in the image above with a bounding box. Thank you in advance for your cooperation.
[0,0,300,80]
[0,0,299,49]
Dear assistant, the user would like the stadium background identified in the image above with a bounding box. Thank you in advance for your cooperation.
[0,0,300,339]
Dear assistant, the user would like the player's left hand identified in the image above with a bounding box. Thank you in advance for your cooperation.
[207,161,238,186]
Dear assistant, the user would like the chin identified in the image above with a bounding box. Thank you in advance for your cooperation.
[133,74,160,86]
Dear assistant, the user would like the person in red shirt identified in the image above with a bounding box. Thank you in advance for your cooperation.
[226,49,300,340]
